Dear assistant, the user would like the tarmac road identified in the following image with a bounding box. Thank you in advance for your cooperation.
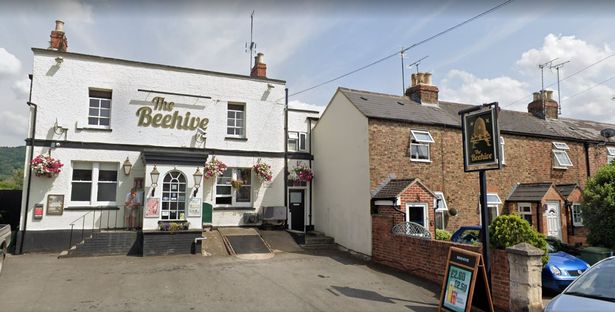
[0,249,440,312]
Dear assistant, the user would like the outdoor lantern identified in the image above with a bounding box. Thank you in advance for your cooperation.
[193,167,203,197]
[150,165,160,196]
[122,157,133,176]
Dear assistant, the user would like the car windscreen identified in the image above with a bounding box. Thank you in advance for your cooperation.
[564,259,615,302]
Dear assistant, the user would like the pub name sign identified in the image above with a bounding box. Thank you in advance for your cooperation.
[136,97,209,131]
[461,107,501,172]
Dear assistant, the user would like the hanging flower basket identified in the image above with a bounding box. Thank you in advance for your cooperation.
[204,158,227,179]
[231,180,244,189]
[30,154,64,178]
[289,164,313,183]
[253,162,272,182]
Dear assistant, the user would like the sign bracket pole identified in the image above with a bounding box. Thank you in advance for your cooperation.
[479,170,492,293]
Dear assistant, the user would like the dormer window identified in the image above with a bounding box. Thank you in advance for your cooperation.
[409,130,434,162]
[552,142,573,169]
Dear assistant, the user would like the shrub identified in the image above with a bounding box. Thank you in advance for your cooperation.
[436,229,452,241]
[582,163,615,249]
[489,215,549,265]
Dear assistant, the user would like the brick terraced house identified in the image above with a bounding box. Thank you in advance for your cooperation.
[312,72,615,256]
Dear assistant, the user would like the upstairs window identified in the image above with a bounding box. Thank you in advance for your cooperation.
[409,130,434,162]
[288,131,307,152]
[227,103,245,137]
[607,147,615,164]
[88,89,112,127]
[552,142,573,169]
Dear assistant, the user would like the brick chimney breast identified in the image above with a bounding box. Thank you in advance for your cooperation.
[527,90,558,119]
[250,52,267,78]
[49,20,68,52]
[405,72,439,105]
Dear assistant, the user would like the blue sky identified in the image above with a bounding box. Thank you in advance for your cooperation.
[1,0,615,146]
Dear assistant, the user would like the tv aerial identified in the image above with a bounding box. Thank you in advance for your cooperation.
[244,10,256,73]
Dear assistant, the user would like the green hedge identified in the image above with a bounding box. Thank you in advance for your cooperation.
[489,215,549,265]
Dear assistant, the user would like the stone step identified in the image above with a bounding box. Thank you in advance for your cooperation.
[300,243,338,250]
[60,231,139,258]
[305,236,334,245]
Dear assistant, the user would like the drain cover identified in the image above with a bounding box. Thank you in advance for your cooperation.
[226,235,270,254]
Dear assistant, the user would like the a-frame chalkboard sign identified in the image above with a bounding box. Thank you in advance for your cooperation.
[439,247,494,312]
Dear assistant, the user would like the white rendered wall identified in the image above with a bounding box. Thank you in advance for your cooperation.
[312,91,372,255]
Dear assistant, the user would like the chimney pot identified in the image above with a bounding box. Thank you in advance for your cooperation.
[405,72,438,105]
[527,89,558,119]
[425,73,432,85]
[533,92,541,101]
[546,90,554,100]
[55,20,64,32]
[250,52,267,78]
[255,53,264,65]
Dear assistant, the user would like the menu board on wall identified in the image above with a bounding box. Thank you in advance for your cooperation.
[439,247,493,312]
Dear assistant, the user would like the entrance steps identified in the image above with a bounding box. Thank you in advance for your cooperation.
[59,231,139,258]
[289,230,337,250]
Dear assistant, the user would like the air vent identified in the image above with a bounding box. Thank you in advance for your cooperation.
[397,101,405,105]
[360,96,368,101]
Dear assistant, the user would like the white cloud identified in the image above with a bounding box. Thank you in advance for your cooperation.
[56,0,94,24]
[0,48,21,77]
[439,69,528,109]
[12,78,30,98]
[0,109,28,146]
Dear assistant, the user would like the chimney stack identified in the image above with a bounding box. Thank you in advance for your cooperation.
[405,72,438,105]
[527,90,558,119]
[49,20,68,52]
[250,52,267,78]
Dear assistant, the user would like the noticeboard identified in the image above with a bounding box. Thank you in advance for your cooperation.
[461,107,501,172]
[439,247,493,312]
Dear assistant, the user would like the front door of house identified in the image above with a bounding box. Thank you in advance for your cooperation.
[546,202,561,240]
[406,204,427,227]
[289,190,305,232]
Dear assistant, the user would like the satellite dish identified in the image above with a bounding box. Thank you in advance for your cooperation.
[600,128,615,139]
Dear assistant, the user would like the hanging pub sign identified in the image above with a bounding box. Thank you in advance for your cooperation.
[439,247,494,312]
[461,105,501,172]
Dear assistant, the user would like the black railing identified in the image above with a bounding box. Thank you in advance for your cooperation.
[67,207,127,250]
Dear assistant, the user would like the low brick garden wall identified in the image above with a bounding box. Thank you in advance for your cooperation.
[372,213,510,311]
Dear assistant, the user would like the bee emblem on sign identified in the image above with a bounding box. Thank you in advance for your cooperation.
[470,117,491,148]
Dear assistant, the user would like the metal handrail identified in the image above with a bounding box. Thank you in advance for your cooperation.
[391,222,432,239]
[67,208,122,250]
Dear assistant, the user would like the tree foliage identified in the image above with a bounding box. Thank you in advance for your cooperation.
[582,163,615,249]
[489,215,549,265]
[435,229,452,241]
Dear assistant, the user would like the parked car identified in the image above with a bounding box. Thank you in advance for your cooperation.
[0,224,10,275]
[450,227,590,292]
[545,256,615,311]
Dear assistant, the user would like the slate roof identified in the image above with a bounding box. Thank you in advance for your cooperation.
[338,87,615,143]
[555,184,579,198]
[507,183,555,202]
[372,179,416,199]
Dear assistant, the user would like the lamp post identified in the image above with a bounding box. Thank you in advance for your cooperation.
[193,167,203,197]
[122,157,133,176]
[150,165,160,197]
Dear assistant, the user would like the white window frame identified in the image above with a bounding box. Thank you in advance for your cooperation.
[405,203,429,228]
[500,136,506,165]
[607,147,615,164]
[518,202,532,225]
[434,192,448,230]
[409,130,434,162]
[552,142,570,150]
[70,162,118,206]
[288,131,307,152]
[572,203,583,226]
[553,149,573,168]
[227,103,246,137]
[88,89,112,128]
[215,168,252,207]
[161,171,187,220]
[478,193,501,225]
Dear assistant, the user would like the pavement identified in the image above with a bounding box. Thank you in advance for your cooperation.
[0,249,441,312]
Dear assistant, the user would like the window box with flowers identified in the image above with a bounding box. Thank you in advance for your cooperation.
[30,154,64,178]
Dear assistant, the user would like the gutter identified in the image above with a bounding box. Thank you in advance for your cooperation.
[19,74,35,255]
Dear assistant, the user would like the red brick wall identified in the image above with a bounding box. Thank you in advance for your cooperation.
[372,213,510,311]
[368,119,610,237]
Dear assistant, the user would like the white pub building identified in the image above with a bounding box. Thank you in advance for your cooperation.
[17,21,319,255]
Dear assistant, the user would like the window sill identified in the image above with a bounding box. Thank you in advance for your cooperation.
[552,166,571,170]
[213,206,255,211]
[410,159,432,163]
[65,206,120,211]
[225,136,248,141]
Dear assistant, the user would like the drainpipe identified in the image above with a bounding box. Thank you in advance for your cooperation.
[284,88,288,228]
[19,74,35,255]
[308,118,313,231]
[584,142,591,177]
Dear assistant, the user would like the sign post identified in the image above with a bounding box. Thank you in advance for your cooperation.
[458,102,501,294]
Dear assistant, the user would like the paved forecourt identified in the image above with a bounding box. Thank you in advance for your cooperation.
[0,250,440,312]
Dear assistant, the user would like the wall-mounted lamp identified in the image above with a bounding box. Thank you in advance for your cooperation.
[122,157,133,176]
[195,128,206,143]
[55,56,64,65]
[150,165,160,197]
[193,167,203,197]
[53,119,68,135]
